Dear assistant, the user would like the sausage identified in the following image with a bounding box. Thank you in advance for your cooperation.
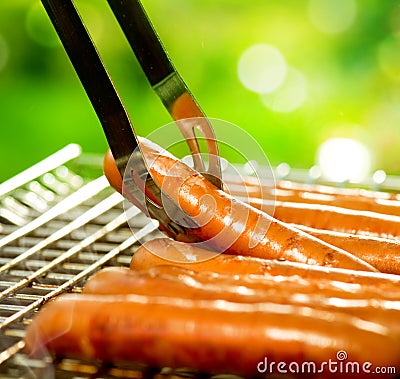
[289,224,400,275]
[226,174,398,202]
[84,265,400,301]
[276,179,399,201]
[225,175,400,216]
[245,197,400,239]
[231,193,400,274]
[83,266,400,337]
[130,238,400,289]
[24,293,400,378]
[103,140,376,272]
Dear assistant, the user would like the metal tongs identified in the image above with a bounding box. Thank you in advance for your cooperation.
[40,0,222,238]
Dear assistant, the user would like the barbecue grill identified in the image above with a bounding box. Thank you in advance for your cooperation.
[0,144,398,379]
[0,144,164,379]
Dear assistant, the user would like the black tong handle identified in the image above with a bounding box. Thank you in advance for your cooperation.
[107,0,222,189]
[107,0,174,87]
[40,0,139,177]
[40,0,198,238]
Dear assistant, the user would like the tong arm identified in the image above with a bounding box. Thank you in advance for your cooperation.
[106,0,223,189]
[40,0,198,238]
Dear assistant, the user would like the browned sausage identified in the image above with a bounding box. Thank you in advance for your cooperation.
[130,238,400,289]
[288,224,400,275]
[225,175,400,216]
[103,140,376,272]
[25,293,400,378]
[84,266,400,300]
[246,197,400,239]
[83,266,400,337]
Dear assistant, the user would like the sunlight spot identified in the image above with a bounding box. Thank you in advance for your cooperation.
[308,165,322,180]
[261,68,308,113]
[238,44,287,94]
[373,170,386,185]
[317,138,371,183]
[276,163,291,179]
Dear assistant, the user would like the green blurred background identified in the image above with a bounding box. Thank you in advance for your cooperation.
[1,0,400,182]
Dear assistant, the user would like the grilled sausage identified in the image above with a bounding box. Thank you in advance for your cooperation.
[25,293,400,378]
[83,266,400,337]
[289,224,400,275]
[103,140,376,272]
[130,238,400,289]
[245,197,400,239]
[84,265,400,301]
[226,175,400,216]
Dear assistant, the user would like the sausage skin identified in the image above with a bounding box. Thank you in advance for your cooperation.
[247,197,400,240]
[226,175,400,216]
[103,142,376,272]
[130,238,400,289]
[25,293,400,378]
[83,265,400,337]
[289,224,400,275]
[84,265,400,301]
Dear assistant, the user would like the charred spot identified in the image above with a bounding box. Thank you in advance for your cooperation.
[284,236,300,251]
[323,251,337,267]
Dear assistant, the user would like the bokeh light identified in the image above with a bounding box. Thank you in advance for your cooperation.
[316,138,371,183]
[237,44,287,94]
[308,165,322,180]
[260,67,308,113]
[275,163,291,179]
[372,169,387,185]
[308,0,357,34]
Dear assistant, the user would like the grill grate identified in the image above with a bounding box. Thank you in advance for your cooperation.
[0,146,169,379]
[0,145,398,378]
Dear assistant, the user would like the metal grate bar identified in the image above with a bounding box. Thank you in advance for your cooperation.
[0,192,123,275]
[0,340,26,368]
[0,176,109,249]
[0,204,142,309]
[0,219,158,367]
[0,145,169,378]
[0,144,81,199]
[0,142,231,379]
